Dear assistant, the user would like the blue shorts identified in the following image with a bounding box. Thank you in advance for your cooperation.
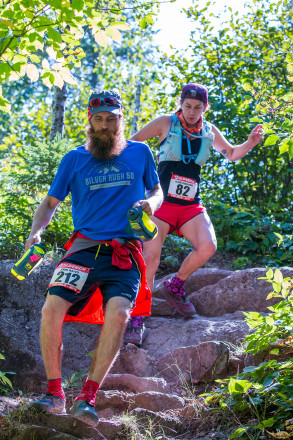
[48,245,140,316]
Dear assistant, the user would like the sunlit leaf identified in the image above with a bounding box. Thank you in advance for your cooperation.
[26,64,39,82]
[46,47,57,60]
[94,30,108,47]
[111,21,131,31]
[106,26,122,43]
[42,59,50,70]
[60,69,78,86]
[264,134,279,146]
[53,72,64,89]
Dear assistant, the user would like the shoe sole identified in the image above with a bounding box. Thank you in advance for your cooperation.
[70,410,99,427]
[27,402,66,415]
[161,285,197,318]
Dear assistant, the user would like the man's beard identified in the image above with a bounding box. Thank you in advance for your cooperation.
[85,120,127,160]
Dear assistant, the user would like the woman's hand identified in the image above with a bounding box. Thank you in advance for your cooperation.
[247,124,264,147]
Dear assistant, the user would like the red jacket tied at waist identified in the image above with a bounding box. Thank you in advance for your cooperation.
[62,232,151,325]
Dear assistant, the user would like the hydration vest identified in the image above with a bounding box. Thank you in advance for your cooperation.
[158,114,215,166]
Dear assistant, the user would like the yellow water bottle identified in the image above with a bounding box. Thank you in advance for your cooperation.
[127,206,158,242]
[11,242,46,280]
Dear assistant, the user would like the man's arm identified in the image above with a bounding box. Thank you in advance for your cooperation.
[131,116,171,144]
[133,184,163,217]
[25,195,61,250]
[211,124,264,161]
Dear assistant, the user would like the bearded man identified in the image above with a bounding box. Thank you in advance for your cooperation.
[26,90,163,426]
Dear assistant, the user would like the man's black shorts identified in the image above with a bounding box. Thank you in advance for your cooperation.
[48,245,140,315]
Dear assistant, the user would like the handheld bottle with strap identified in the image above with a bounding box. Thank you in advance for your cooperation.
[127,206,158,242]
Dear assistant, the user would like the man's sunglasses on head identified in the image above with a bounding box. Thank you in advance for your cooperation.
[90,97,120,108]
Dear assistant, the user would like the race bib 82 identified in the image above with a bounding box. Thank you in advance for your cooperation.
[168,174,198,201]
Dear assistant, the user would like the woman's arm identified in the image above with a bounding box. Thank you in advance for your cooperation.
[131,115,171,144]
[211,124,264,161]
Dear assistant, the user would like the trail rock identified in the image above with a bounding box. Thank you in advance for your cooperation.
[130,407,182,435]
[12,426,81,440]
[153,268,232,299]
[109,343,153,377]
[95,390,184,413]
[151,297,176,316]
[157,341,229,383]
[189,267,293,316]
[134,391,184,412]
[102,373,170,393]
[15,409,124,440]
[144,313,248,360]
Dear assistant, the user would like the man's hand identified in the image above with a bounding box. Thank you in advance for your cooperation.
[132,200,153,217]
[25,234,41,251]
[247,124,264,147]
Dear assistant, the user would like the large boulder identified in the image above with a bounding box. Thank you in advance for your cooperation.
[189,267,293,316]
[157,341,229,383]
[143,313,248,360]
[152,268,232,299]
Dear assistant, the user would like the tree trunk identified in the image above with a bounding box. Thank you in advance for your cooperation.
[131,83,141,135]
[49,84,67,143]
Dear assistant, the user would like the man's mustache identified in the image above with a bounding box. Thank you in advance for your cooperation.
[91,129,112,137]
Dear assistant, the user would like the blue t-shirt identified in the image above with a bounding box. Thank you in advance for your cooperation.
[48,141,159,240]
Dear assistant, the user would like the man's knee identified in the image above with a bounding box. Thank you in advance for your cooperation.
[105,297,131,326]
[42,295,69,322]
[111,306,130,326]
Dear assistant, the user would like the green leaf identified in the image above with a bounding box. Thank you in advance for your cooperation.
[47,27,62,43]
[270,348,279,356]
[264,134,279,146]
[250,116,263,123]
[283,91,293,102]
[229,427,248,439]
[256,417,275,428]
[72,0,84,11]
[0,94,11,113]
[111,21,131,31]
[139,17,147,29]
[266,268,274,279]
[273,282,281,293]
[243,83,251,91]
[30,54,41,63]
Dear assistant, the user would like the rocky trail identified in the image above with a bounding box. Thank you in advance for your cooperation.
[1,260,292,440]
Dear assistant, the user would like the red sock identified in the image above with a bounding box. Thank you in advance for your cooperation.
[75,379,99,406]
[46,378,65,400]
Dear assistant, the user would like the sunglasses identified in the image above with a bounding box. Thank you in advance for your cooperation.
[89,97,120,108]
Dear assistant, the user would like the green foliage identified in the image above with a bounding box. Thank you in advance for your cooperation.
[202,267,293,439]
[0,354,14,395]
[162,0,293,211]
[232,257,251,270]
[0,134,73,258]
[0,0,160,111]
[244,268,293,355]
[62,370,87,390]
[161,234,193,269]
[208,201,293,266]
